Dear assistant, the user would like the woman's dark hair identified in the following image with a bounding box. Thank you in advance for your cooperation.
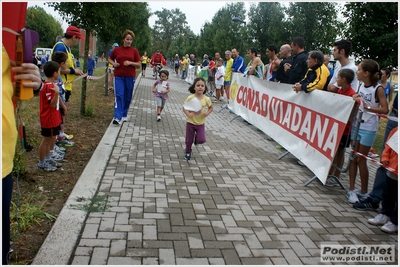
[188,77,208,94]
[360,59,381,86]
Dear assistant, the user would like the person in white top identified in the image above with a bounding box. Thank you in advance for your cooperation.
[327,39,358,93]
[347,59,388,204]
[214,58,225,102]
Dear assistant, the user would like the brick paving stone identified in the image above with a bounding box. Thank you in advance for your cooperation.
[63,69,398,266]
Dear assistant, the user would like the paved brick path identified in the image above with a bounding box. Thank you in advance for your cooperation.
[43,67,400,265]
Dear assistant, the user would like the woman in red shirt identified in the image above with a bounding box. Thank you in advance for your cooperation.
[108,29,141,125]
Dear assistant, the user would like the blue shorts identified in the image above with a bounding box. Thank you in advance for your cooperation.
[351,126,377,147]
[224,81,231,86]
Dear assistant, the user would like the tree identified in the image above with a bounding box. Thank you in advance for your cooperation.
[152,8,190,56]
[342,2,398,68]
[47,2,151,114]
[247,2,288,63]
[285,2,342,54]
[25,6,63,49]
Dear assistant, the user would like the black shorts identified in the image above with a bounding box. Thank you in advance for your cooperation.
[41,125,60,137]
[208,77,214,82]
[175,64,179,69]
[142,63,147,70]
[65,90,71,102]
[339,135,351,148]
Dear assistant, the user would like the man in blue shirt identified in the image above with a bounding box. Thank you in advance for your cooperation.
[231,48,246,73]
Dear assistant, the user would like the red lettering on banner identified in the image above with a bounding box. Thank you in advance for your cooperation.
[234,85,344,159]
[269,97,344,160]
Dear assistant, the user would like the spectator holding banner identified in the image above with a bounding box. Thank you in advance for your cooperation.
[348,59,389,204]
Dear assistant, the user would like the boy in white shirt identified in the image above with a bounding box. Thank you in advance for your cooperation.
[214,58,225,102]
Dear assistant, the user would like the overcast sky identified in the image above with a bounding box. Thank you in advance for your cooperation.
[27,1,253,35]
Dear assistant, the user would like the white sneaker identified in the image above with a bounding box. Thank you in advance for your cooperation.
[368,214,390,226]
[381,221,398,234]
[113,118,121,125]
[347,190,359,204]
[122,117,128,122]
[157,115,161,121]
[220,96,224,101]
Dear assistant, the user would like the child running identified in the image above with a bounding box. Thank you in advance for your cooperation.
[182,77,214,160]
[152,70,170,121]
[37,61,63,171]
[348,59,388,203]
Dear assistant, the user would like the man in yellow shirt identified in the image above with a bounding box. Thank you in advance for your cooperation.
[181,54,189,80]
[224,50,234,101]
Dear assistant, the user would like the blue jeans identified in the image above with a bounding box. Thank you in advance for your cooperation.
[181,70,186,79]
[381,111,398,152]
[2,173,13,265]
[368,167,387,204]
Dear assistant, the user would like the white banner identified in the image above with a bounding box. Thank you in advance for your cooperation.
[227,73,355,184]
[185,65,196,84]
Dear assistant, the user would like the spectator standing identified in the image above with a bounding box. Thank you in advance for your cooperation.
[285,37,308,84]
[107,43,118,91]
[231,48,246,74]
[38,61,63,171]
[324,54,334,84]
[275,44,292,83]
[3,45,42,265]
[214,58,226,102]
[87,53,95,78]
[265,45,281,81]
[151,70,170,121]
[292,50,330,93]
[181,54,189,79]
[325,69,357,186]
[246,47,264,79]
[327,39,358,93]
[189,54,197,67]
[108,29,141,125]
[366,127,398,234]
[348,59,389,204]
[380,68,395,105]
[224,50,234,100]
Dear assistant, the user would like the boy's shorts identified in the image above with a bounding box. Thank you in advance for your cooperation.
[41,125,60,137]
[65,90,71,102]
[224,81,231,86]
[351,126,377,147]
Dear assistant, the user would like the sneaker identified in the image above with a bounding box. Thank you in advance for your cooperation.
[353,198,379,211]
[220,96,224,101]
[347,190,359,204]
[381,221,398,234]
[54,145,66,156]
[157,115,161,121]
[64,133,74,139]
[51,151,65,160]
[113,118,121,125]
[368,149,379,158]
[368,213,390,226]
[56,136,75,147]
[37,162,57,172]
[325,177,340,187]
[213,99,218,103]
[46,159,62,168]
[276,145,284,149]
[122,117,128,122]
[184,152,191,160]
[54,145,66,154]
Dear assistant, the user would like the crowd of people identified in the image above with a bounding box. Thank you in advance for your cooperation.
[143,37,398,234]
[3,27,398,265]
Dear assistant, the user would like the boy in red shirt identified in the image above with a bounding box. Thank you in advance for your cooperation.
[37,61,63,171]
[326,68,357,186]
